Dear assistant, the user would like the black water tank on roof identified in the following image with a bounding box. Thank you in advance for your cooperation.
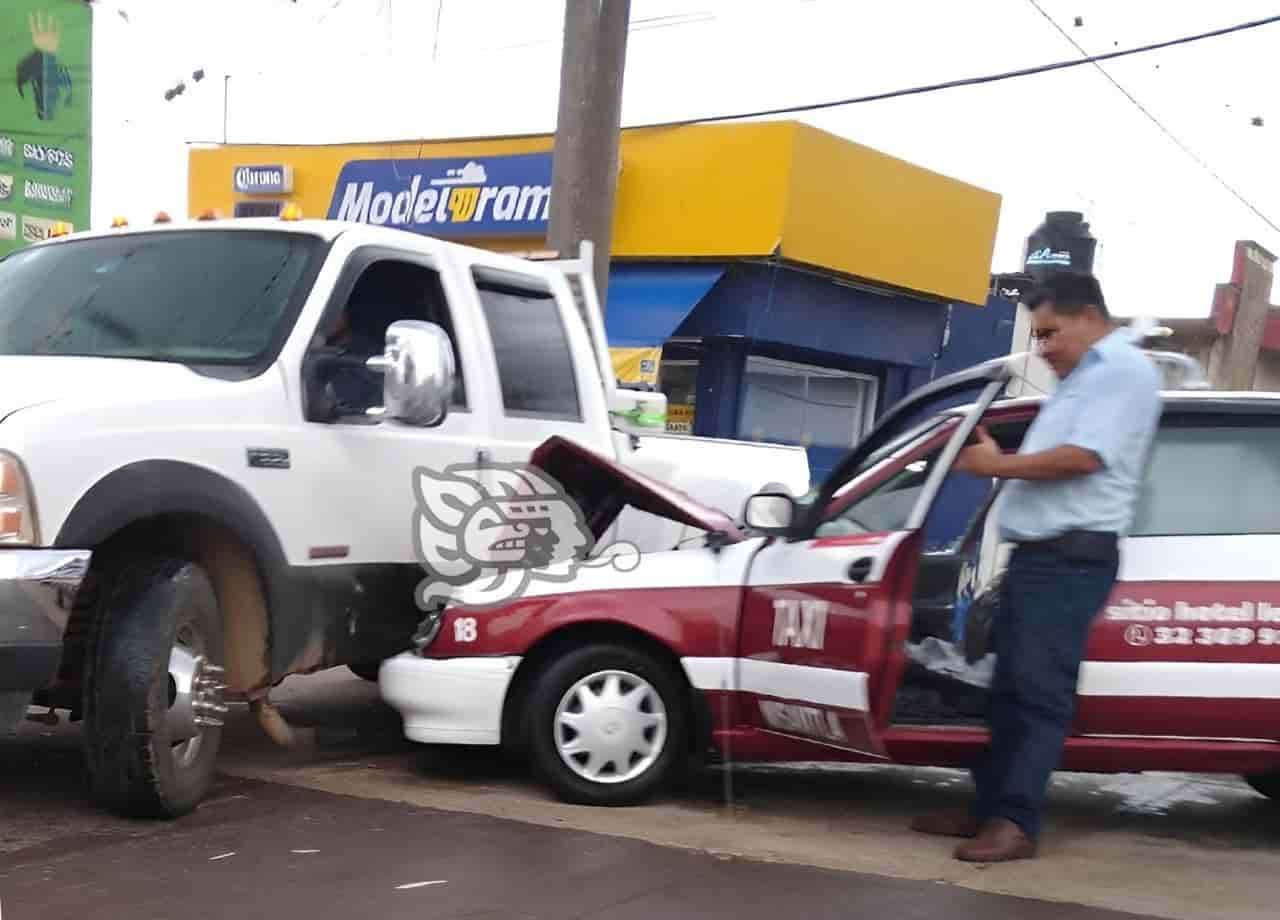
[1023,211,1097,282]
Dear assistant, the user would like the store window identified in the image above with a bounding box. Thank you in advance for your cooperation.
[737,356,877,447]
[234,200,284,218]
[658,356,699,433]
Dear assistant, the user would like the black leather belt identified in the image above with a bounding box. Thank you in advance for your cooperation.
[1015,529,1118,562]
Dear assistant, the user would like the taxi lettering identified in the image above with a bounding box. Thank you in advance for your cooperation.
[758,701,847,743]
[771,598,829,650]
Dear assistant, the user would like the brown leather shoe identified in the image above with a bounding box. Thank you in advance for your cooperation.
[910,807,980,838]
[953,818,1037,862]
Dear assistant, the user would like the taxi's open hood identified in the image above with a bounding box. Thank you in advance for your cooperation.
[529,436,744,544]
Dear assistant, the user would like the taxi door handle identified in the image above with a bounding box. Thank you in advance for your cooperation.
[847,557,873,583]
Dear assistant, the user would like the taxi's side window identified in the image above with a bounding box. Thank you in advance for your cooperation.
[1129,418,1280,536]
[815,448,941,537]
[814,418,1025,542]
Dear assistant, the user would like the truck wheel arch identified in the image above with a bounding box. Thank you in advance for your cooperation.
[53,460,295,699]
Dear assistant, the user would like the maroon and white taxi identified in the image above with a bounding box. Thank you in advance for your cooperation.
[379,354,1280,807]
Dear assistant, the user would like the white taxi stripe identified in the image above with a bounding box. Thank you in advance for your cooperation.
[1078,661,1280,699]
[682,659,1280,715]
[681,657,870,712]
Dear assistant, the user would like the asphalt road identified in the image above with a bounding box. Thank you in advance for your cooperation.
[0,775,1167,920]
[1,668,1277,920]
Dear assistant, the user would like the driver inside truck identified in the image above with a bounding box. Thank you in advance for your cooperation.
[313,300,385,416]
[309,260,463,419]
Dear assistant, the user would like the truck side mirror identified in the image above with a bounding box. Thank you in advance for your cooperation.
[365,320,456,427]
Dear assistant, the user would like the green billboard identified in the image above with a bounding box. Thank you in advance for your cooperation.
[0,0,91,256]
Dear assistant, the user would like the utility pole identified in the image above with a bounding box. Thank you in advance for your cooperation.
[547,0,631,316]
[1216,240,1276,391]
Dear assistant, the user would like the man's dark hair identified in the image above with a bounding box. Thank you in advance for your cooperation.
[1024,270,1109,320]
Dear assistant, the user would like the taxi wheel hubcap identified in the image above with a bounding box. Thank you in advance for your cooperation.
[553,669,668,784]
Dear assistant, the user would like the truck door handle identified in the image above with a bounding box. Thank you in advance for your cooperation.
[847,557,874,583]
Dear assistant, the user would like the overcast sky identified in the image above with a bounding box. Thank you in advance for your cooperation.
[87,0,1280,318]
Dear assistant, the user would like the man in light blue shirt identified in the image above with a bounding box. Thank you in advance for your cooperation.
[996,320,1162,543]
[911,271,1163,862]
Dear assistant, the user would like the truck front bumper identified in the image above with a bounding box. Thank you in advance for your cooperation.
[0,548,92,732]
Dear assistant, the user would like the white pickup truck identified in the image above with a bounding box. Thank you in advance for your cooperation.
[0,215,808,818]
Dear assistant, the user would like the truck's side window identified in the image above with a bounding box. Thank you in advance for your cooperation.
[1129,420,1280,536]
[473,275,582,421]
[309,258,466,422]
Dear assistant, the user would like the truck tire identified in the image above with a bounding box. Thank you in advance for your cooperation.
[526,643,687,806]
[1245,772,1280,801]
[82,556,227,819]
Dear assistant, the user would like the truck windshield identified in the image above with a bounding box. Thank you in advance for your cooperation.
[0,229,325,365]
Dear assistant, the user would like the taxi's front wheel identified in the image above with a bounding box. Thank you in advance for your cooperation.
[1245,772,1280,801]
[527,643,688,806]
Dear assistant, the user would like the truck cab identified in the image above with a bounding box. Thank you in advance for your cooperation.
[0,216,808,818]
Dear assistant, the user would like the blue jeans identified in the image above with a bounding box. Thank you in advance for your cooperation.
[970,545,1119,840]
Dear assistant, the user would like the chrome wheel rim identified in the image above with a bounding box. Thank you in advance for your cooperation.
[164,624,227,769]
[553,669,668,785]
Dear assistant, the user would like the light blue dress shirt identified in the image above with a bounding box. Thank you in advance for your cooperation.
[996,328,1163,542]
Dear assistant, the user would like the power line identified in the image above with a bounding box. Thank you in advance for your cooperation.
[314,0,344,27]
[431,0,443,61]
[182,8,1280,161]
[1024,0,1280,235]
[623,12,1280,131]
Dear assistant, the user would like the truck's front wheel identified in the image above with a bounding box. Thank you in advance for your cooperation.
[83,557,227,818]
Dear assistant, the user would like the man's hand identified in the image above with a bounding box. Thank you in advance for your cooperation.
[954,425,1003,476]
[953,425,1103,482]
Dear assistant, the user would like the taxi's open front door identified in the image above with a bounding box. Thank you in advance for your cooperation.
[734,356,1018,757]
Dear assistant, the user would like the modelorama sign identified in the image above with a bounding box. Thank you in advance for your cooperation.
[327,152,553,237]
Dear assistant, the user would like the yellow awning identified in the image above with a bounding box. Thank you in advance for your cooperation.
[609,346,662,387]
[189,121,1001,305]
